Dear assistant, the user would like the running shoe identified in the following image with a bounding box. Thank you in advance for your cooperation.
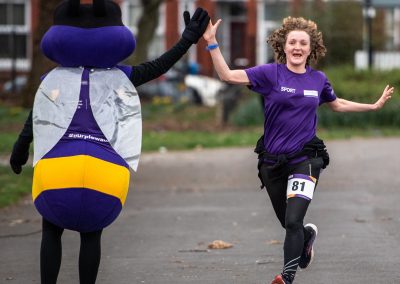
[271,274,288,284]
[298,223,318,269]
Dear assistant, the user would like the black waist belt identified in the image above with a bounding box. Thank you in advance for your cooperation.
[255,135,329,169]
[254,135,330,189]
[258,149,314,165]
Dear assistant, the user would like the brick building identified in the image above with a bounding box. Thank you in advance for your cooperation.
[0,0,258,86]
[122,0,258,77]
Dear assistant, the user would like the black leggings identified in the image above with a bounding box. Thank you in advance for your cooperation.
[259,157,323,282]
[40,218,103,284]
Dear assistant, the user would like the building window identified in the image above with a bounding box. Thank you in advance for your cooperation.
[0,34,26,58]
[230,2,246,17]
[0,0,30,71]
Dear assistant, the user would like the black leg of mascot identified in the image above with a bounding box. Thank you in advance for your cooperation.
[9,1,210,283]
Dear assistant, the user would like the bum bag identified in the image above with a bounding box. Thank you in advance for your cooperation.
[254,135,330,189]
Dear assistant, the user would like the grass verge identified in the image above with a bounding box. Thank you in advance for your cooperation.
[0,165,33,208]
[142,129,262,151]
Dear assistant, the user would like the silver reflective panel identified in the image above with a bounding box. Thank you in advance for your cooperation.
[89,68,142,171]
[33,67,83,166]
[32,67,142,172]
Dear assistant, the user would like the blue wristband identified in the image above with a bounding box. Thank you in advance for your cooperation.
[206,43,219,51]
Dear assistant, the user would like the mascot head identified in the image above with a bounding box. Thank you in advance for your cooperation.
[41,0,136,68]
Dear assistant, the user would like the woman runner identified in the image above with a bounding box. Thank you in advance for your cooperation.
[203,16,394,284]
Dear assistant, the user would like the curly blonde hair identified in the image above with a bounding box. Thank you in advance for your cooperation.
[267,17,326,65]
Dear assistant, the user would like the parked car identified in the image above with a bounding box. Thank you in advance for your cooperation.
[2,70,226,108]
[2,75,27,94]
[137,65,226,107]
[136,71,192,104]
[184,74,225,107]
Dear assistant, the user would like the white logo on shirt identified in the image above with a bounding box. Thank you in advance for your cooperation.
[281,86,296,93]
[303,90,318,97]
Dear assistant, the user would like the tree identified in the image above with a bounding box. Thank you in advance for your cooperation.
[127,0,164,65]
[294,0,366,67]
[21,0,58,108]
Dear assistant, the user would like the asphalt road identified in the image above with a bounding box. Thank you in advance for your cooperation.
[1,138,400,284]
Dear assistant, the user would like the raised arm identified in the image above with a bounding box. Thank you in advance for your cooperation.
[327,85,394,112]
[131,8,209,87]
[203,20,250,85]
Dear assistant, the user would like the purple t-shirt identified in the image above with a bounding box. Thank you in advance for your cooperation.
[245,63,336,156]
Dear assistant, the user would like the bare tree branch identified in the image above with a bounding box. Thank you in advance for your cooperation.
[127,0,164,65]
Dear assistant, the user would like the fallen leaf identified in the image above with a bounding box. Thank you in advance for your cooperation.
[208,240,233,249]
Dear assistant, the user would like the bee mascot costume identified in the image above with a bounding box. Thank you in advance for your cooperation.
[9,1,209,283]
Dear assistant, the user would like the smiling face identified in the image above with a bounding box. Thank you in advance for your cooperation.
[284,30,311,72]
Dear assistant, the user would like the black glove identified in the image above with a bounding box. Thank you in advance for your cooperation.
[182,7,210,44]
[10,110,33,174]
[10,136,31,174]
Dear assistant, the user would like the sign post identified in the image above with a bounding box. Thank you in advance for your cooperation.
[363,0,375,69]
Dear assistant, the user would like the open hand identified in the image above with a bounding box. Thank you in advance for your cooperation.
[374,85,394,110]
[203,19,222,44]
[182,8,210,44]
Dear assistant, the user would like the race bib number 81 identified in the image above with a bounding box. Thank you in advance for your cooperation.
[287,174,317,201]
